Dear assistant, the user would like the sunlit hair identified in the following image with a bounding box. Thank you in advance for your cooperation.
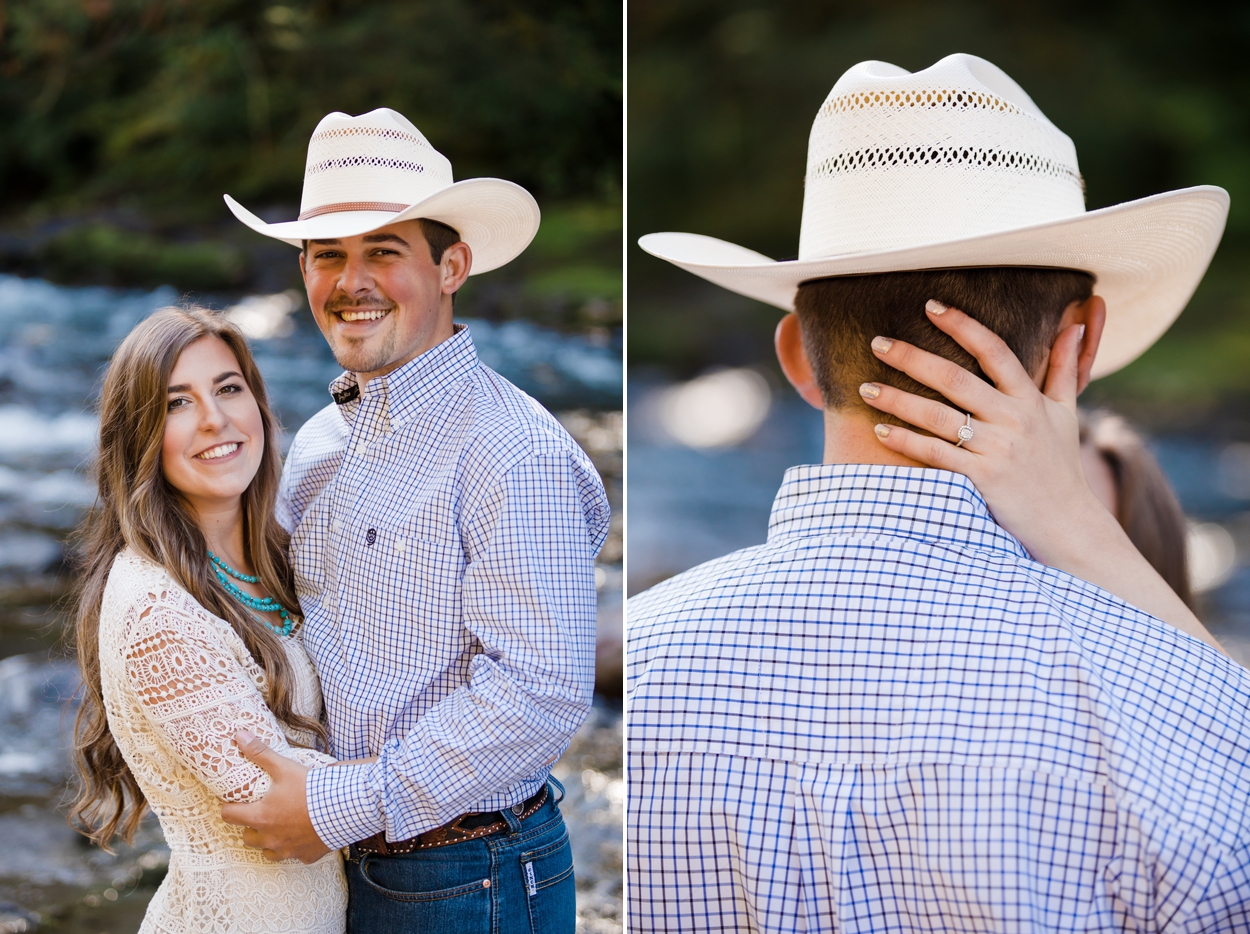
[1080,409,1193,610]
[69,306,326,848]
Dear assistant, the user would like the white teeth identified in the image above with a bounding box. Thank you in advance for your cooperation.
[197,443,239,460]
[340,309,389,322]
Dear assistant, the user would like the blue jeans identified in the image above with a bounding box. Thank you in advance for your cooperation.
[345,780,575,934]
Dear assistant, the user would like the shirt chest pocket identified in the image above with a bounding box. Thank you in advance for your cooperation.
[342,521,467,632]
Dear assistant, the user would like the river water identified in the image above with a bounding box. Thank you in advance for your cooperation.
[0,275,622,933]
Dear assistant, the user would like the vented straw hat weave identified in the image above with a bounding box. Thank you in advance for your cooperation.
[639,53,1229,378]
[225,108,539,275]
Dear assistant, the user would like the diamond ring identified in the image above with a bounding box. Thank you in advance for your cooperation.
[955,413,974,448]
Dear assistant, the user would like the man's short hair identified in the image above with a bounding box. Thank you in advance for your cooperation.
[415,218,461,265]
[794,267,1095,421]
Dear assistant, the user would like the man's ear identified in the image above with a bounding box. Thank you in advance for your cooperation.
[441,242,472,296]
[775,313,825,410]
[1058,295,1107,394]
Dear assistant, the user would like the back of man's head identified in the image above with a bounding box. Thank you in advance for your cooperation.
[794,267,1094,420]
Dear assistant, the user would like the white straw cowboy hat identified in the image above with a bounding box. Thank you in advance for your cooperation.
[639,53,1229,378]
[225,108,539,275]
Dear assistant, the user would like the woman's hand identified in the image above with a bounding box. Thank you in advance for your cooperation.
[859,300,1224,655]
[861,300,1092,562]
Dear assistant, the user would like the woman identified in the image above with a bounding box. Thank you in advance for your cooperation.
[859,299,1220,651]
[70,306,347,932]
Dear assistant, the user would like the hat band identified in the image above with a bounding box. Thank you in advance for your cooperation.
[298,201,411,220]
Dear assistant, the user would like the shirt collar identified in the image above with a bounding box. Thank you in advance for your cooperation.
[328,323,479,428]
[768,463,1029,559]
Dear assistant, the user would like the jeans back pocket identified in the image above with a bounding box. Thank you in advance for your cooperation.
[520,830,575,934]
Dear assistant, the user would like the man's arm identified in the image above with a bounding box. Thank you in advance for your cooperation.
[302,449,603,848]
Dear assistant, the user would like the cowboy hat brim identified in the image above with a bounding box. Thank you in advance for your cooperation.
[639,185,1229,378]
[224,177,540,275]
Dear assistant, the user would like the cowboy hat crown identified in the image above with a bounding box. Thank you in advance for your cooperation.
[226,108,540,275]
[800,55,1082,260]
[640,53,1229,378]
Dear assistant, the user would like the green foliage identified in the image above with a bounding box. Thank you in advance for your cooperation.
[0,0,621,220]
[0,1,620,310]
[629,0,1250,411]
[526,264,622,303]
[458,199,621,329]
[524,200,621,304]
[36,222,249,288]
[528,200,622,262]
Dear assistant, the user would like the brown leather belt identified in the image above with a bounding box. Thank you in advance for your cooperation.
[353,784,550,855]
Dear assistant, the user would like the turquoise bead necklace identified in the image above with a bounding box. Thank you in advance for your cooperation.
[208,551,294,637]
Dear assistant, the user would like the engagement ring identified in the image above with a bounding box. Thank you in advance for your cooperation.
[956,413,975,447]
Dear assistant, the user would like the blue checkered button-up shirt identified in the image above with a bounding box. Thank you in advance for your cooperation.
[278,325,609,849]
[627,464,1250,932]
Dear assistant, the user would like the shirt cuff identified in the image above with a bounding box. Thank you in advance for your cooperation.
[305,762,385,850]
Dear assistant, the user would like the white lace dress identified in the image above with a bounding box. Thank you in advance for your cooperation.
[98,548,347,933]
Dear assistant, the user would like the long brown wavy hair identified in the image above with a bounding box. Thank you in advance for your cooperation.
[70,306,326,848]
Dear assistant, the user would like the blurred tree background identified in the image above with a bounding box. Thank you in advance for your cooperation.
[0,0,621,330]
[629,0,1250,427]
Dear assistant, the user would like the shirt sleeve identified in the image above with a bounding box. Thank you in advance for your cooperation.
[275,446,297,534]
[124,603,334,802]
[305,450,602,847]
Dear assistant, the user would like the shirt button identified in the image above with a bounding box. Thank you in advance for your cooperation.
[366,528,377,546]
[355,443,368,457]
[331,518,342,534]
[394,539,406,555]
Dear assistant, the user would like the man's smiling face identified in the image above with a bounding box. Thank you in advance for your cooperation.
[300,220,471,384]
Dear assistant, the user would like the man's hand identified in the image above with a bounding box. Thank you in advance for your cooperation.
[220,730,332,864]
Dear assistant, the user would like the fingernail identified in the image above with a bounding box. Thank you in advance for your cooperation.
[859,382,881,400]
[871,336,894,354]
[926,299,949,315]
[1077,324,1086,341]
[874,424,891,439]
[237,730,255,743]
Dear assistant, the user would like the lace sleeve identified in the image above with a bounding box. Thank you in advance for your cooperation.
[286,746,336,770]
[123,599,325,802]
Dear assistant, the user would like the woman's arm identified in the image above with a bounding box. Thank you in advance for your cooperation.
[124,603,335,801]
[859,301,1224,654]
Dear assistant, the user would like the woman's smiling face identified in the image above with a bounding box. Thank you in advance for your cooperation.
[161,336,265,515]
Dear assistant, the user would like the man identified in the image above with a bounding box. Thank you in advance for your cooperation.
[629,54,1250,931]
[218,108,609,932]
